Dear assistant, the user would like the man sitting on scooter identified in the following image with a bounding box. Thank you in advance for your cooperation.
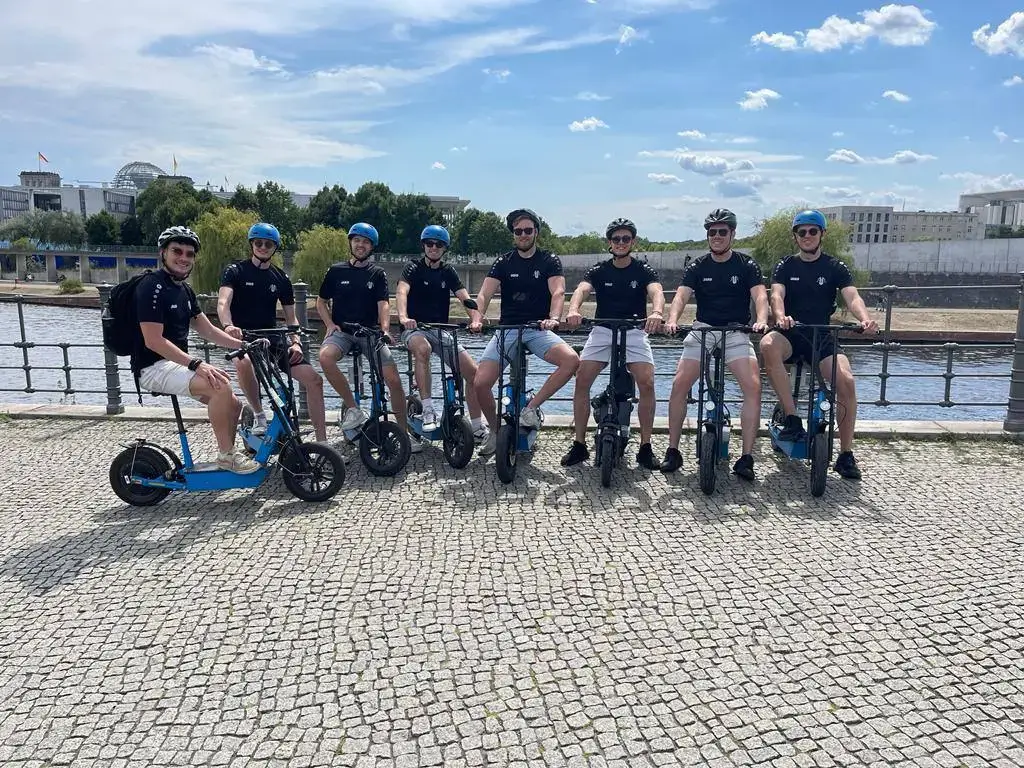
[759,209,878,480]
[562,217,665,470]
[662,208,770,479]
[133,226,260,474]
[396,224,487,439]
[217,222,328,442]
[316,222,418,450]
[468,207,580,457]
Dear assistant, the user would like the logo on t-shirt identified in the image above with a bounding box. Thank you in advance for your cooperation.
[441,281,446,289]
[533,270,540,279]
[270,284,278,294]
[817,276,827,286]
[630,280,638,289]
[367,280,374,289]
[730,275,739,285]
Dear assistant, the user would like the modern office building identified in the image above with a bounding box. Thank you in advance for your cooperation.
[820,205,982,243]
[957,189,1024,232]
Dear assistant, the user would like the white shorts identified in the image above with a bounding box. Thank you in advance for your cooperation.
[138,359,197,398]
[680,322,756,364]
[580,327,654,365]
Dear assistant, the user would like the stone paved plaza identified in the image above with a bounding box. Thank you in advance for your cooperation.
[0,416,1022,768]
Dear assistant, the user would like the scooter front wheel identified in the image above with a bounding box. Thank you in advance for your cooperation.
[281,442,346,502]
[600,434,617,488]
[495,424,518,484]
[442,414,475,469]
[109,445,173,506]
[698,430,717,496]
[359,419,411,477]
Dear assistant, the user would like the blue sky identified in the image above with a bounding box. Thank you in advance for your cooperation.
[1,1,1022,240]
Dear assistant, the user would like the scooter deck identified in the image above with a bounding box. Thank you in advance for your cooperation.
[132,466,269,492]
[767,426,810,460]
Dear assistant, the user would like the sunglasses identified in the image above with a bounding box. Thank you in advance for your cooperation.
[169,245,196,257]
[609,235,633,244]
[513,227,535,236]
[251,238,276,249]
[707,228,731,238]
[423,240,446,249]
[795,227,820,237]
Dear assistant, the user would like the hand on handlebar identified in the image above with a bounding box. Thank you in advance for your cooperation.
[401,318,417,331]
[859,318,879,334]
[751,320,769,334]
[564,310,584,329]
[539,318,560,331]
[644,313,663,334]
[382,332,395,346]
[775,315,795,331]
[663,320,679,336]
[224,324,243,340]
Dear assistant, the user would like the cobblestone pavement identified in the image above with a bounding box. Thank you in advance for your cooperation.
[1,417,1022,768]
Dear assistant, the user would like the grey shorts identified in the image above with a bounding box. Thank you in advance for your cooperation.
[401,329,463,366]
[322,330,397,367]
[680,322,756,364]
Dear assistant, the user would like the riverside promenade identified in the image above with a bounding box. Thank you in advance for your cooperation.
[0,412,1022,768]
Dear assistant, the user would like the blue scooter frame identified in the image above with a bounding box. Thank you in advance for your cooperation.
[494,322,544,484]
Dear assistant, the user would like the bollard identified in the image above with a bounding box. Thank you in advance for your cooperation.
[98,283,125,415]
[1004,271,1024,432]
[294,282,310,420]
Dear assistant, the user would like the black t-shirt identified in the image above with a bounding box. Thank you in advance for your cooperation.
[682,251,763,326]
[318,262,389,328]
[487,249,562,325]
[583,258,660,320]
[772,252,854,326]
[399,259,465,324]
[132,270,199,371]
[219,259,295,330]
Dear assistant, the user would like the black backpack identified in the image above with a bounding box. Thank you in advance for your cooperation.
[101,270,150,357]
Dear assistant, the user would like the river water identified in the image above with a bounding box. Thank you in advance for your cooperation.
[0,302,1012,421]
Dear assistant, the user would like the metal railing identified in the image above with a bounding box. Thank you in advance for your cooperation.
[2,276,1023,429]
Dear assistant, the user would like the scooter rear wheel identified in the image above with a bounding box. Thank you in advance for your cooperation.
[109,445,173,506]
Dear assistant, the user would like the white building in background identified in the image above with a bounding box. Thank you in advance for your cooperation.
[0,170,137,223]
[957,188,1024,232]
[820,205,982,243]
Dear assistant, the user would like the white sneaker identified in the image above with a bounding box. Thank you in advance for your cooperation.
[252,413,268,436]
[421,407,438,429]
[409,433,425,453]
[520,406,541,429]
[479,430,497,456]
[473,426,489,443]
[340,406,368,430]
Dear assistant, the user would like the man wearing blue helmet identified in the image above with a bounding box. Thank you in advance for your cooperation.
[396,224,486,436]
[317,222,415,445]
[217,222,328,442]
[760,209,878,479]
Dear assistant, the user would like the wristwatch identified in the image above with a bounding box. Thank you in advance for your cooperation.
[187,358,202,372]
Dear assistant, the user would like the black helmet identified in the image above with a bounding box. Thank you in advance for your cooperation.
[506,208,541,232]
[605,217,637,239]
[157,225,201,252]
[704,208,738,231]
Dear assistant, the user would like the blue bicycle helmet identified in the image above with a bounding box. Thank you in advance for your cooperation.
[348,222,379,247]
[247,222,281,246]
[792,210,827,232]
[420,224,450,246]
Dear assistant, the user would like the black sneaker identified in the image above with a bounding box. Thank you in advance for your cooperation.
[660,447,683,474]
[732,453,755,481]
[560,440,589,467]
[636,443,661,470]
[834,450,862,480]
[777,414,807,442]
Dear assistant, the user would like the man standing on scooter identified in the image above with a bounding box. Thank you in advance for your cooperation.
[562,217,665,470]
[217,222,328,442]
[396,224,487,440]
[316,222,418,450]
[759,210,878,479]
[133,226,260,473]
[662,208,770,479]
[468,208,580,457]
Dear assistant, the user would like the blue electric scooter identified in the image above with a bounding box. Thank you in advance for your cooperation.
[404,323,476,469]
[109,337,346,506]
[494,322,544,484]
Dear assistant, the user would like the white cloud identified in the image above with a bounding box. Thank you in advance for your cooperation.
[994,127,1010,143]
[603,152,613,159]
[576,90,610,101]
[196,45,284,73]
[882,89,910,102]
[677,129,707,140]
[751,4,937,53]
[1004,75,1024,86]
[832,131,845,137]
[616,24,645,53]
[676,153,755,175]
[712,174,766,198]
[648,173,683,184]
[482,67,511,81]
[652,203,670,211]
[725,136,758,144]
[450,146,468,152]
[973,12,1024,57]
[826,148,937,164]
[568,116,608,132]
[941,171,1024,193]
[822,186,863,200]
[889,124,913,135]
[431,161,446,170]
[738,88,781,110]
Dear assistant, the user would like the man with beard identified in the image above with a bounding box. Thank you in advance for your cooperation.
[317,222,417,449]
[562,217,664,470]
[133,225,260,473]
[217,222,328,442]
[468,207,579,457]
[662,208,770,480]
[396,224,486,439]
[760,209,878,480]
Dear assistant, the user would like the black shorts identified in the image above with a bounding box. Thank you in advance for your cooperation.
[780,327,842,366]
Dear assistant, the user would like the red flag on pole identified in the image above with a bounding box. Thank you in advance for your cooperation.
[38,152,49,163]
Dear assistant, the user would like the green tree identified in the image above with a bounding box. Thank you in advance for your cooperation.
[303,184,348,230]
[10,237,33,252]
[751,208,856,281]
[85,210,120,246]
[135,179,222,243]
[229,185,259,213]
[467,212,511,256]
[449,208,482,256]
[342,182,397,251]
[190,207,259,294]
[393,193,439,254]
[0,210,87,246]
[119,216,144,247]
[293,225,349,294]
[254,181,302,248]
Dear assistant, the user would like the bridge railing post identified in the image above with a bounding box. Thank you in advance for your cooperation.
[293,282,310,420]
[98,283,125,415]
[1004,271,1024,432]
